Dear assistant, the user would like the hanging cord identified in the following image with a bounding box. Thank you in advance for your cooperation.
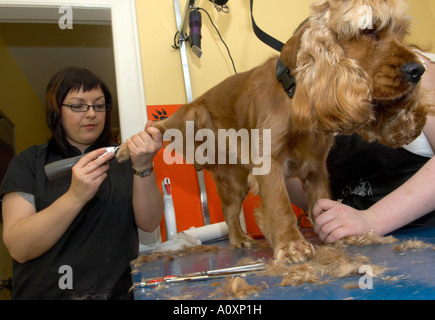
[198,7,237,74]
[172,7,237,74]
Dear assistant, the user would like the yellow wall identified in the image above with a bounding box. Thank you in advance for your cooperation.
[406,0,435,48]
[136,0,434,107]
[0,34,51,300]
[0,35,50,154]
[136,0,310,105]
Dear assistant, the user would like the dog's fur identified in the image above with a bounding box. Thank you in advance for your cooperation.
[117,0,430,263]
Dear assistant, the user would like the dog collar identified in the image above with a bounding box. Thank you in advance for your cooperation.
[276,58,296,98]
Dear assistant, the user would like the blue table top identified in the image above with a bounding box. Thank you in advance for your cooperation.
[131,226,435,300]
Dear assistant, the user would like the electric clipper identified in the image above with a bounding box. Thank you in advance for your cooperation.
[44,146,119,180]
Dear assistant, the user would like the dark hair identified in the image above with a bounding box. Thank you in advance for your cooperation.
[46,66,113,157]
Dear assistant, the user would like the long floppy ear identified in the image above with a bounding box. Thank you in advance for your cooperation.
[357,93,430,148]
[291,19,374,133]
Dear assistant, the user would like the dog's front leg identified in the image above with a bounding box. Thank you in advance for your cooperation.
[302,167,332,223]
[254,160,314,263]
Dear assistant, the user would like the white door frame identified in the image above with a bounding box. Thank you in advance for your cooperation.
[0,0,148,141]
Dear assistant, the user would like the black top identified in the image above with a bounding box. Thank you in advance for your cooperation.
[328,133,435,226]
[0,141,137,300]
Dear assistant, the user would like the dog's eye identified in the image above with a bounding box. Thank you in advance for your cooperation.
[363,29,380,40]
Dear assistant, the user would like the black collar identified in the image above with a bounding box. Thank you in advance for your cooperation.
[276,58,296,99]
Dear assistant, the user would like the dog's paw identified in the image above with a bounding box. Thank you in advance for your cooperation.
[115,143,130,162]
[230,233,256,248]
[275,240,315,264]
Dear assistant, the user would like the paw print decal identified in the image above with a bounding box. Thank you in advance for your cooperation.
[151,108,168,121]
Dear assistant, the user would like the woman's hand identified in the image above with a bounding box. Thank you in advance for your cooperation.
[68,148,114,204]
[312,199,374,243]
[126,121,163,170]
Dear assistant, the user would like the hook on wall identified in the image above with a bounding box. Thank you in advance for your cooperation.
[209,0,229,13]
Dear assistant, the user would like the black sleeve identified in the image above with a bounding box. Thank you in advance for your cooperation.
[0,146,38,198]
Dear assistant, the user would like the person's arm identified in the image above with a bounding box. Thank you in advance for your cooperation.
[313,116,435,243]
[2,149,113,263]
[126,121,164,232]
[285,177,308,211]
[287,115,435,243]
[313,154,435,243]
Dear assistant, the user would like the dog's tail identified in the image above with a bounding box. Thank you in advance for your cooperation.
[152,100,213,134]
[116,100,213,162]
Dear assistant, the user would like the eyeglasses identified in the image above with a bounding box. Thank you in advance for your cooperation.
[62,104,110,112]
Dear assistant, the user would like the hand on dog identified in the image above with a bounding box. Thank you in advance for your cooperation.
[126,120,162,170]
[312,199,373,244]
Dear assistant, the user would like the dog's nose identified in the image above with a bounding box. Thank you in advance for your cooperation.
[402,62,425,84]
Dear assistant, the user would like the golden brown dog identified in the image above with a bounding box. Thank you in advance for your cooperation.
[117,0,430,263]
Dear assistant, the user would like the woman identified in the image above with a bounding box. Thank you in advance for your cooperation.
[0,67,163,299]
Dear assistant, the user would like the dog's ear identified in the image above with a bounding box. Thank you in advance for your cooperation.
[291,19,374,133]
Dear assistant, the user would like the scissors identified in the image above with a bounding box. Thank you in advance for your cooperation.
[134,262,266,288]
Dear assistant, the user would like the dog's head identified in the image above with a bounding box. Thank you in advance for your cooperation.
[283,0,429,147]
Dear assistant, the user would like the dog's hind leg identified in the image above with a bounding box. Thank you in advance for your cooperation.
[209,165,255,248]
[254,160,315,263]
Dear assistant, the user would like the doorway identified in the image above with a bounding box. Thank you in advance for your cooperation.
[0,0,149,141]
[0,22,120,141]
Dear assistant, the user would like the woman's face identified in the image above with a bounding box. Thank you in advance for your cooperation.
[61,87,106,153]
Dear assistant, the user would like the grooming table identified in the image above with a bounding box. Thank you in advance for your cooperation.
[131,226,435,300]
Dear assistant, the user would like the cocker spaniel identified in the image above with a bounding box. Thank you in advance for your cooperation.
[117,0,430,263]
